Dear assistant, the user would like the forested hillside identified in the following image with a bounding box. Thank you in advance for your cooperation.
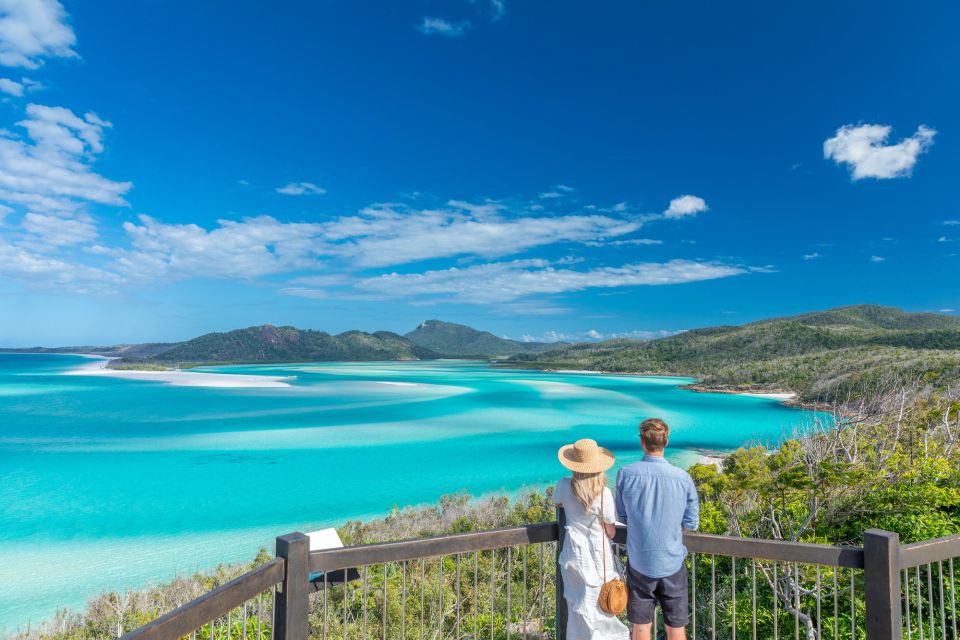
[115,325,439,366]
[510,305,960,400]
[405,320,557,356]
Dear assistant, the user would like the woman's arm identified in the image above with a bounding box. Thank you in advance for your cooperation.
[604,522,616,539]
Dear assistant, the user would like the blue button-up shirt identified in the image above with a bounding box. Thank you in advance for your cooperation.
[615,455,700,578]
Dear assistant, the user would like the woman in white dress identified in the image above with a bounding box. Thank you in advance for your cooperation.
[554,438,630,640]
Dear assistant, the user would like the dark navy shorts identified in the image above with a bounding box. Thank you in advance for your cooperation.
[626,564,689,628]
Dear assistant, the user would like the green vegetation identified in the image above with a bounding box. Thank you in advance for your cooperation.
[510,305,960,400]
[114,325,439,367]
[0,343,174,358]
[404,320,558,357]
[684,385,960,640]
[107,363,170,372]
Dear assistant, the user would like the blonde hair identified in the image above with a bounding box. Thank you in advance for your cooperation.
[571,471,607,511]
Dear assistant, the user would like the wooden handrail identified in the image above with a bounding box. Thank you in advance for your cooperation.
[119,558,284,640]
[310,522,558,572]
[898,532,960,568]
[310,519,865,573]
[617,525,863,568]
[681,531,864,568]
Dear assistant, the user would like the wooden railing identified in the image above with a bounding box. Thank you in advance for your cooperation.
[118,517,959,640]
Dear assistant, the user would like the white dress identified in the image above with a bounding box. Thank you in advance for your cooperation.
[554,477,630,640]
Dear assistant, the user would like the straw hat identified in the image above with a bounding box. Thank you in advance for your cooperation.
[558,438,615,473]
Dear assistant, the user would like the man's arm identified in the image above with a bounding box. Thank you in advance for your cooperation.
[614,469,627,524]
[682,474,700,532]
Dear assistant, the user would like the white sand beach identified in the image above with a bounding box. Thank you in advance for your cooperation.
[737,391,798,401]
[697,454,725,468]
[64,357,293,388]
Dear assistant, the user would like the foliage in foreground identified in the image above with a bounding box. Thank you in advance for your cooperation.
[686,386,960,640]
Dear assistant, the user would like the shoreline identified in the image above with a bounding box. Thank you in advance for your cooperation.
[680,383,800,405]
[502,363,810,407]
[63,356,295,388]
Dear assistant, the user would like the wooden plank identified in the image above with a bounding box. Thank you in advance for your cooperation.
[555,508,567,640]
[120,558,284,640]
[274,532,310,640]
[614,527,864,568]
[313,520,862,572]
[310,522,559,572]
[898,532,960,568]
[863,529,903,640]
[683,533,864,568]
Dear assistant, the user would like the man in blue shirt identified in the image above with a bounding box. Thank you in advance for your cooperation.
[615,418,699,640]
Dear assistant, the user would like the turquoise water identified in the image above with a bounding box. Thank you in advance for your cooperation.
[0,354,816,629]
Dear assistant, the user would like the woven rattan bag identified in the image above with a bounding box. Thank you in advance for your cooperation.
[596,491,628,615]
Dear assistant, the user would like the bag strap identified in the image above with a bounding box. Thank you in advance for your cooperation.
[601,490,607,580]
[593,489,624,583]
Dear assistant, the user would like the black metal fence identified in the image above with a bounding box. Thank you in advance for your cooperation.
[119,518,959,640]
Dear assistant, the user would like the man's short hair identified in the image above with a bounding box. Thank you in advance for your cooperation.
[640,418,670,452]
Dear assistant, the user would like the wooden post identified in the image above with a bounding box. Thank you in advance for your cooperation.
[555,508,567,640]
[275,532,310,640]
[863,529,902,640]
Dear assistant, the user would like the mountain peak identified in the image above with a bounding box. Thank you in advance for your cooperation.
[405,320,558,356]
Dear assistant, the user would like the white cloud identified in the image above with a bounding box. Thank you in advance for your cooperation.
[0,178,724,302]
[351,258,749,304]
[0,238,121,294]
[0,0,77,68]
[938,236,949,243]
[539,185,574,199]
[939,308,955,313]
[663,195,708,219]
[115,214,325,281]
[0,192,661,292]
[0,103,132,215]
[824,124,936,180]
[520,328,681,343]
[604,238,662,247]
[276,181,326,196]
[944,220,959,226]
[870,255,886,262]
[417,17,470,37]
[462,0,505,22]
[0,76,21,95]
[803,252,822,260]
[0,202,10,222]
[325,201,643,267]
[479,0,506,20]
[22,211,95,245]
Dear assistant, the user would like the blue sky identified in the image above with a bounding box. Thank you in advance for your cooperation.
[0,0,957,346]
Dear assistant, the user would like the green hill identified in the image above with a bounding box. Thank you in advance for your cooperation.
[509,305,960,400]
[405,319,559,356]
[117,325,439,366]
[1,342,175,358]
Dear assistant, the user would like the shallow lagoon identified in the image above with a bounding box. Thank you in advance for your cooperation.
[0,354,818,629]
